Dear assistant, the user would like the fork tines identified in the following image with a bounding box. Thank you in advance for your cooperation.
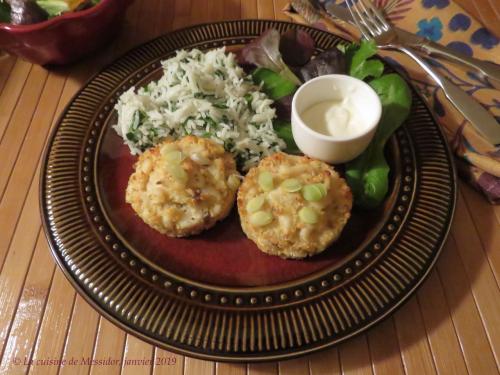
[345,0,391,40]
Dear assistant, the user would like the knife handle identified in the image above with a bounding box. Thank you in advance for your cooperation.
[399,46,500,145]
[420,40,500,89]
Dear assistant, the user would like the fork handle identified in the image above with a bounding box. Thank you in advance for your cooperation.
[398,46,500,145]
[419,40,500,89]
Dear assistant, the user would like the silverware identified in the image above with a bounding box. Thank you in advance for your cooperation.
[324,2,500,89]
[344,0,500,145]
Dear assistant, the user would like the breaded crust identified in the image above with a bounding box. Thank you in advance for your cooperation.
[126,136,241,237]
[237,152,352,258]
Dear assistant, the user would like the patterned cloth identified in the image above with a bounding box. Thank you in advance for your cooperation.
[284,0,500,204]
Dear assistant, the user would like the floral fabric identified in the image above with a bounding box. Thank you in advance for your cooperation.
[285,0,500,203]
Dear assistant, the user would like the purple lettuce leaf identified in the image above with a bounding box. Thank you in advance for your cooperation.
[240,29,302,85]
[299,48,347,81]
[279,29,315,67]
[274,95,293,120]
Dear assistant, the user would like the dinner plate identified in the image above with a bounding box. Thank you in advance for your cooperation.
[40,20,456,362]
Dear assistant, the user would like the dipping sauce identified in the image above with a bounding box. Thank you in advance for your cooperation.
[291,74,382,163]
[300,97,364,138]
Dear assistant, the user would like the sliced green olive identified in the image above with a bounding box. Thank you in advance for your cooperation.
[227,174,241,190]
[190,152,210,165]
[161,143,178,154]
[250,211,273,226]
[164,150,185,164]
[316,183,327,197]
[302,184,324,201]
[280,178,302,193]
[258,171,274,192]
[299,207,318,224]
[167,164,188,185]
[246,195,265,213]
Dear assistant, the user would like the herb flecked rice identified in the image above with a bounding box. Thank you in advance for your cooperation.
[113,48,285,170]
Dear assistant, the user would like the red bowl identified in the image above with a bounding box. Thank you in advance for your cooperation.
[0,0,134,65]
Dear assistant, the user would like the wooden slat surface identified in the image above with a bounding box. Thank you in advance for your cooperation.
[0,0,499,374]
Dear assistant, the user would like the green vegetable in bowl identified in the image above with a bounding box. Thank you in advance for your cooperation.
[0,1,10,22]
[0,0,99,25]
[6,0,47,24]
[36,0,69,16]
[345,73,412,209]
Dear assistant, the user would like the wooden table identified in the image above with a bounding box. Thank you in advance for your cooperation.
[1,1,499,374]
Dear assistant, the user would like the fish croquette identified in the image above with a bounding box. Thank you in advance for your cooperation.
[126,136,241,237]
[237,152,352,258]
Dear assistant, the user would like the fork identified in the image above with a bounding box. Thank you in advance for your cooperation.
[345,0,500,145]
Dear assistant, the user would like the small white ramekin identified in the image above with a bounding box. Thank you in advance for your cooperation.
[291,74,382,164]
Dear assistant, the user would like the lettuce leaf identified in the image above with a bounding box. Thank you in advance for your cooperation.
[279,29,315,67]
[345,40,384,81]
[345,73,412,208]
[240,29,302,85]
[273,119,300,154]
[300,48,347,81]
[36,0,69,17]
[0,1,10,23]
[252,68,297,100]
[250,67,298,153]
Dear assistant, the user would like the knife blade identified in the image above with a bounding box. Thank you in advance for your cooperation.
[324,2,500,88]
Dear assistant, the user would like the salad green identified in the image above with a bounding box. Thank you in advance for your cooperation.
[0,0,100,24]
[37,0,70,17]
[344,40,385,81]
[252,68,297,100]
[0,1,10,23]
[240,29,302,86]
[242,31,412,209]
[273,119,299,153]
[344,42,412,209]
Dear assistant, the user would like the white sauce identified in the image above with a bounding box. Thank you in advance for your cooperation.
[300,97,364,138]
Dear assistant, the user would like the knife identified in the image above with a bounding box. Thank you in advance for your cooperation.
[324,2,500,89]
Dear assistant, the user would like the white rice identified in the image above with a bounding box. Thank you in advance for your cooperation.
[113,47,285,170]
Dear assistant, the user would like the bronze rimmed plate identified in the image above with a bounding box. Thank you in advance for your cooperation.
[40,20,456,362]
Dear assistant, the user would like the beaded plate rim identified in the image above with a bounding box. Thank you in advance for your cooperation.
[40,20,457,362]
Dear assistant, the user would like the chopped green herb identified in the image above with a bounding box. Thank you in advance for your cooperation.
[126,132,139,143]
[149,127,158,138]
[225,140,236,152]
[214,69,225,79]
[221,114,230,124]
[205,116,218,129]
[244,93,253,109]
[213,102,228,109]
[194,92,216,100]
[131,110,141,130]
